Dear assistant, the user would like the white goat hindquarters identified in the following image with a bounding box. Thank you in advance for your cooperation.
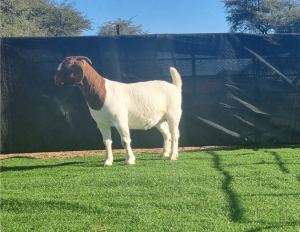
[126,81,179,130]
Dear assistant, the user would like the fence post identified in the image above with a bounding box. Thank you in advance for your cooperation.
[116,24,120,35]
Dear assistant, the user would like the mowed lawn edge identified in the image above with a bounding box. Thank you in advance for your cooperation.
[1,147,300,231]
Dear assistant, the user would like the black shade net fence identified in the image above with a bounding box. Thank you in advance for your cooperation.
[1,33,300,154]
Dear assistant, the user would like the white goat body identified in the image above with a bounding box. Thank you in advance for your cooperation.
[90,79,181,129]
[54,56,182,166]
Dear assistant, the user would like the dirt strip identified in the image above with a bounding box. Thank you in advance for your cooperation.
[0,146,226,159]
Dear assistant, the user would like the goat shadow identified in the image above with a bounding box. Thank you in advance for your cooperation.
[1,161,84,172]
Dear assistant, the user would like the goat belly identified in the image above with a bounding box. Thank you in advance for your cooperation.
[128,111,165,130]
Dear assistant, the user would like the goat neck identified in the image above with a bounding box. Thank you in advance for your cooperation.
[77,63,106,111]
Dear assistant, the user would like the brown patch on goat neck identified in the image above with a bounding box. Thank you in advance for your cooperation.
[78,62,106,110]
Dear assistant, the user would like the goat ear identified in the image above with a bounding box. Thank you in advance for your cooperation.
[71,63,84,82]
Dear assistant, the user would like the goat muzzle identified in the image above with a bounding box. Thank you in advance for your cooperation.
[54,76,64,87]
[56,81,64,87]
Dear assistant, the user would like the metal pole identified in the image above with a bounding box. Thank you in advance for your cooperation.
[116,24,120,35]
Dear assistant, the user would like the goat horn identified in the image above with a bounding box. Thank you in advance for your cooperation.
[73,56,92,65]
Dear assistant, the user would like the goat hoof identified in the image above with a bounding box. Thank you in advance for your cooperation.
[124,159,135,165]
[169,156,177,161]
[104,160,113,167]
[161,154,170,159]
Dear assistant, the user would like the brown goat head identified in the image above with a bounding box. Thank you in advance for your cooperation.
[54,56,92,86]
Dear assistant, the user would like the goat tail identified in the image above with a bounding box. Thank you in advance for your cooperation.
[170,67,182,91]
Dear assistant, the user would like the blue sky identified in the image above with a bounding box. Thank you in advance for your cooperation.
[57,0,229,35]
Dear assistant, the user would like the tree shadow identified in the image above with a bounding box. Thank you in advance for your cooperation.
[208,151,244,222]
[1,161,84,172]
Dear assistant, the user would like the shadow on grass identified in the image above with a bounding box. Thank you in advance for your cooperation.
[138,157,162,161]
[250,144,300,151]
[245,221,300,232]
[241,193,300,197]
[268,151,290,174]
[112,158,125,163]
[2,196,133,217]
[2,197,100,215]
[0,156,39,159]
[208,151,243,222]
[1,162,84,172]
[208,150,299,229]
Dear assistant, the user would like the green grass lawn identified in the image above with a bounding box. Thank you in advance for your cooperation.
[1,147,300,231]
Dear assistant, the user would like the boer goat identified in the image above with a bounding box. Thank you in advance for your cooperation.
[54,56,182,166]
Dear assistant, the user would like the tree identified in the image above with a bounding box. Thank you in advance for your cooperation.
[97,17,148,35]
[0,0,92,37]
[223,0,300,34]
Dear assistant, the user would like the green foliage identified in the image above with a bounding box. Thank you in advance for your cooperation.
[223,0,300,34]
[0,0,92,37]
[1,147,300,231]
[98,17,148,35]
